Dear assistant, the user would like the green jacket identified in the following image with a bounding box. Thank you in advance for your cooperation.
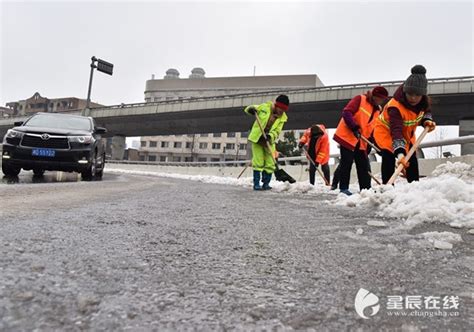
[244,101,288,144]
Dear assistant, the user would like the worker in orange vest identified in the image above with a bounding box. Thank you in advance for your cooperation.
[333,86,389,195]
[373,65,436,184]
[298,124,330,185]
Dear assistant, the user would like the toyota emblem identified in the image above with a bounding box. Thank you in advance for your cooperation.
[41,133,50,140]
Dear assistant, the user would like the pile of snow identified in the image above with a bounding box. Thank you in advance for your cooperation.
[106,168,331,195]
[431,161,473,180]
[334,162,474,229]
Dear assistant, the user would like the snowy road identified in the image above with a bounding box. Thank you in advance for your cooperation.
[0,171,473,330]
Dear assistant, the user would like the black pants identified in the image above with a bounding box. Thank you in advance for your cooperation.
[309,163,330,185]
[331,164,341,188]
[381,150,419,184]
[339,146,371,191]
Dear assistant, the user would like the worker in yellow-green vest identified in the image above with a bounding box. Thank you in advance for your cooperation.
[244,95,290,190]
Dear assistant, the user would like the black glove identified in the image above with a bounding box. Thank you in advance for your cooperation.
[352,126,361,139]
[247,107,256,115]
[314,162,319,169]
[298,142,304,149]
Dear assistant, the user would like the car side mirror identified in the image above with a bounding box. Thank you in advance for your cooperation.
[14,121,23,126]
[95,127,107,134]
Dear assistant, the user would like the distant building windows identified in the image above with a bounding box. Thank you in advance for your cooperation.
[149,141,157,147]
[212,143,221,150]
[139,155,145,161]
[199,142,208,149]
[226,143,235,150]
[161,142,169,148]
[141,141,146,147]
[213,133,221,137]
[184,157,193,162]
[227,132,236,138]
[239,143,247,150]
[185,142,192,149]
[200,133,209,137]
[174,142,182,148]
[211,158,220,162]
[160,156,167,162]
[241,131,249,138]
[172,156,181,162]
[148,155,156,162]
[198,157,207,162]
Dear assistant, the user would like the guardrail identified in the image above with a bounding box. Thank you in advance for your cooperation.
[105,135,474,167]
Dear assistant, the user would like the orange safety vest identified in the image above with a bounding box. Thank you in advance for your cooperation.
[333,95,379,151]
[299,124,330,165]
[373,98,425,153]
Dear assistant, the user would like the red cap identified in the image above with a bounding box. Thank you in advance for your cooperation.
[372,86,389,99]
[275,101,289,111]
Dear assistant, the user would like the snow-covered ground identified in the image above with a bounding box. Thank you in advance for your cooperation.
[107,161,473,231]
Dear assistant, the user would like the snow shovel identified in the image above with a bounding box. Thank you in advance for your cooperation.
[387,127,430,185]
[254,113,296,184]
[301,147,330,186]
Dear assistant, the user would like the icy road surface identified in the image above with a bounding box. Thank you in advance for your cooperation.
[0,171,472,330]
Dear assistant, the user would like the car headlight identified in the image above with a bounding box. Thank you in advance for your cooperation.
[5,129,24,139]
[68,135,93,144]
[3,129,24,144]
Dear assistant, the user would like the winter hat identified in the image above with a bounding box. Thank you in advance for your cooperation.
[403,65,428,96]
[371,86,389,99]
[275,94,290,111]
[310,124,323,136]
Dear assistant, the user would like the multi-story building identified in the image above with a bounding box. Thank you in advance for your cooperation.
[140,68,323,162]
[5,92,103,116]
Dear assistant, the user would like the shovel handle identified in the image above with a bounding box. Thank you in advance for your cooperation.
[360,135,381,154]
[302,147,330,186]
[387,127,430,185]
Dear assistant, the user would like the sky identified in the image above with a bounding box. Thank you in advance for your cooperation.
[0,0,472,155]
[1,0,472,107]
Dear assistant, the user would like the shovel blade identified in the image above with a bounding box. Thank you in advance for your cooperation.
[274,168,296,183]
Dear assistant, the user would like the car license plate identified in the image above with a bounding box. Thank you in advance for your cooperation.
[32,148,56,157]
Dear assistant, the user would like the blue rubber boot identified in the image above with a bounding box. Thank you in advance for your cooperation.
[253,170,262,190]
[262,171,272,190]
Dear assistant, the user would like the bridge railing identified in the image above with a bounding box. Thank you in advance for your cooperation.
[106,135,474,167]
[2,76,472,121]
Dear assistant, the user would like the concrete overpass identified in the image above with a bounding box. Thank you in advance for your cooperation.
[1,76,473,156]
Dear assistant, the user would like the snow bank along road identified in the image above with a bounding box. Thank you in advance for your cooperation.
[0,168,473,331]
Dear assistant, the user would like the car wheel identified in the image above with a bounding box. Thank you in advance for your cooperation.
[2,162,21,177]
[33,169,45,177]
[81,152,97,181]
[95,153,105,180]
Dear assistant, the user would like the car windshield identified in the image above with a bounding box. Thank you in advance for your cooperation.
[24,114,92,131]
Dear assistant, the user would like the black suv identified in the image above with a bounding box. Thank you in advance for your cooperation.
[2,112,107,180]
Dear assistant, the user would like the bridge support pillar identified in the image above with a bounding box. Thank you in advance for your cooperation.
[111,135,126,160]
[459,120,474,156]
